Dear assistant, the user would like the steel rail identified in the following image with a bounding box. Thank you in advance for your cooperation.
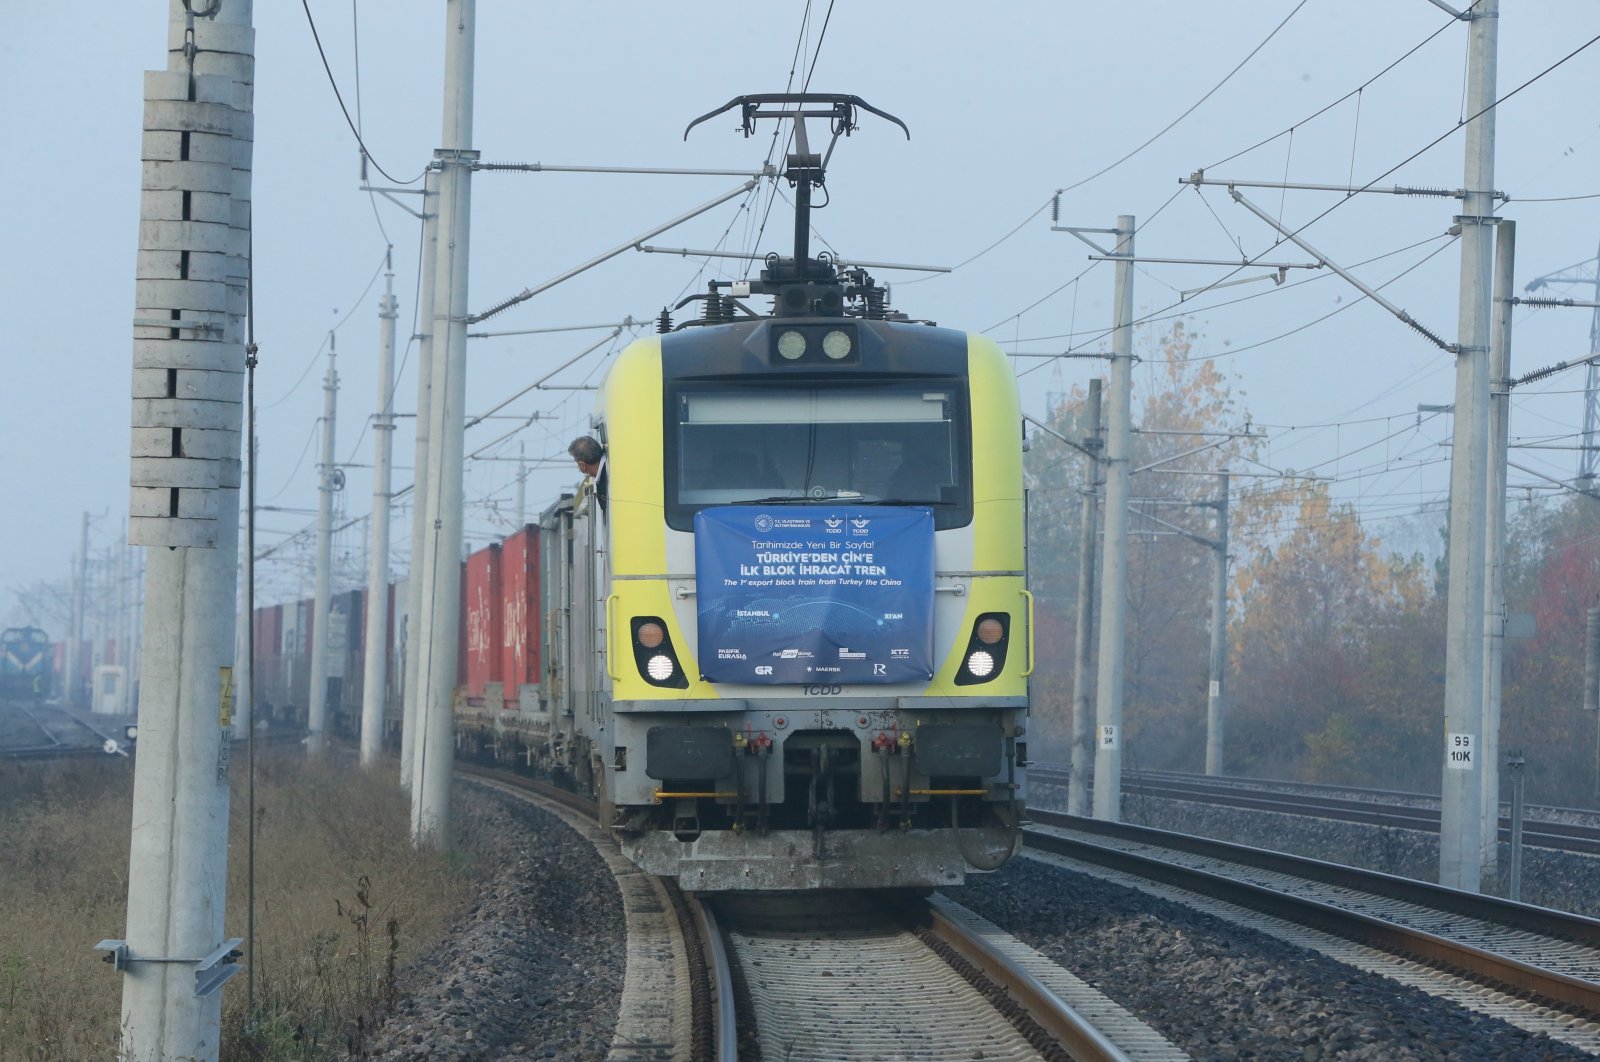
[1026,812,1600,1017]
[687,897,738,1062]
[923,901,1132,1061]
[456,763,739,1060]
[1028,765,1600,855]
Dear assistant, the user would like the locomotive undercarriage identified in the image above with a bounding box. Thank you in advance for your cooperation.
[603,700,1026,890]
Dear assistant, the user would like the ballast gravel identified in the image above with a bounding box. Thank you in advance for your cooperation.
[352,775,1600,1059]
[947,857,1593,1061]
[355,783,625,1060]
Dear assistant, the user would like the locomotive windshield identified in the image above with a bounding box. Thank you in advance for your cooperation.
[665,380,971,531]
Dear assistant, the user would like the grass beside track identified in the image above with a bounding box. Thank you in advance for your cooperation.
[0,750,476,1061]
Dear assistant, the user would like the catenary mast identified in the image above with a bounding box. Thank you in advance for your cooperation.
[412,0,477,844]
[1439,0,1498,892]
[362,256,399,766]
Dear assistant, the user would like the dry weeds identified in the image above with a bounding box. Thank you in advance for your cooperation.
[0,749,476,1061]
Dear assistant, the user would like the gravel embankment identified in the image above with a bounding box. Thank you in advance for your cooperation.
[357,776,1600,1059]
[357,784,625,1059]
[948,857,1594,1061]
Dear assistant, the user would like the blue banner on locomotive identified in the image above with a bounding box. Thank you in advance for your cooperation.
[562,315,1032,890]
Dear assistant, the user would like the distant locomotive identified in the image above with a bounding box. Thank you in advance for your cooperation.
[255,96,1031,890]
[1,627,52,699]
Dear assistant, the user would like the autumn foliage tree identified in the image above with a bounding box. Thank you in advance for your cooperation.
[1227,480,1434,784]
[1024,320,1256,767]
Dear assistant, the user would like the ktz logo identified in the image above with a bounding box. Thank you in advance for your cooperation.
[754,513,775,533]
[824,516,843,531]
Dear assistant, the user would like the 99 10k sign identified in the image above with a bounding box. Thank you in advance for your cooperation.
[694,506,934,684]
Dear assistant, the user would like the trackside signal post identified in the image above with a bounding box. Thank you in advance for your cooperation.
[114,2,254,1058]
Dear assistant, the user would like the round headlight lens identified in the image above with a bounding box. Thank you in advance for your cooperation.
[965,650,995,678]
[777,330,807,360]
[976,618,1004,645]
[822,330,852,359]
[636,622,665,649]
[646,654,676,682]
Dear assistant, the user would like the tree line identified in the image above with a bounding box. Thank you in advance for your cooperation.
[1024,321,1600,808]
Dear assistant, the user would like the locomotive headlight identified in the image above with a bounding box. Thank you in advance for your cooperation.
[646,654,676,682]
[976,618,1004,645]
[822,329,853,360]
[777,329,807,360]
[636,621,665,649]
[965,650,995,678]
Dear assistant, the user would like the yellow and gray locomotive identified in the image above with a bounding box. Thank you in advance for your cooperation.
[543,97,1029,889]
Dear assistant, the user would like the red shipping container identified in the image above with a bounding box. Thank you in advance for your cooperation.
[499,526,542,707]
[463,545,502,699]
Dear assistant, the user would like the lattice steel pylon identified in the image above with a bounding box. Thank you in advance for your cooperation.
[1524,242,1600,482]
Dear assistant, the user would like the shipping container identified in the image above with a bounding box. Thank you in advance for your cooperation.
[499,525,542,708]
[463,544,502,700]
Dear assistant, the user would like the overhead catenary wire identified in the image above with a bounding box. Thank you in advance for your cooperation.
[1016,28,1600,384]
[300,0,426,186]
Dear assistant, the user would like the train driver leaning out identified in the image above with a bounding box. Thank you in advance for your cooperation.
[569,435,608,512]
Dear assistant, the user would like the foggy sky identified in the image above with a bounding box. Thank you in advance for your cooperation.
[3,1,1598,624]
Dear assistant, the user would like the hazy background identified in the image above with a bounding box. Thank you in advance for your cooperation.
[3,1,1597,618]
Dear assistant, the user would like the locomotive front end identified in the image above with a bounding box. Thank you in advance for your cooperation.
[594,317,1029,889]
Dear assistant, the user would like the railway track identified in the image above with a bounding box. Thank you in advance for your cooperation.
[460,762,1176,1060]
[709,888,1180,1061]
[0,701,130,759]
[1029,764,1600,856]
[1025,809,1600,1052]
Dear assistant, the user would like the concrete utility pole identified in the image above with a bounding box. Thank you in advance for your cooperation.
[362,255,399,767]
[1094,215,1135,822]
[114,1,254,1057]
[65,511,89,707]
[1481,220,1515,872]
[1589,607,1600,799]
[1068,380,1103,817]
[413,0,477,845]
[401,168,441,792]
[1439,0,1498,893]
[1206,471,1230,776]
[307,336,339,753]
[116,526,129,677]
[516,441,527,527]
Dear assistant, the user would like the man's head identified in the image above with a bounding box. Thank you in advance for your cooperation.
[569,435,604,477]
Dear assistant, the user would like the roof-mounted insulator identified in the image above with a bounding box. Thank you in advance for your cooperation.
[656,308,672,334]
[865,284,887,321]
[1051,193,1060,223]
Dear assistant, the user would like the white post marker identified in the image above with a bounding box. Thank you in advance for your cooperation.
[1448,733,1476,769]
[1099,725,1120,750]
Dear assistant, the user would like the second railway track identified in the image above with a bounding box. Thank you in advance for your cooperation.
[1025,809,1600,1052]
